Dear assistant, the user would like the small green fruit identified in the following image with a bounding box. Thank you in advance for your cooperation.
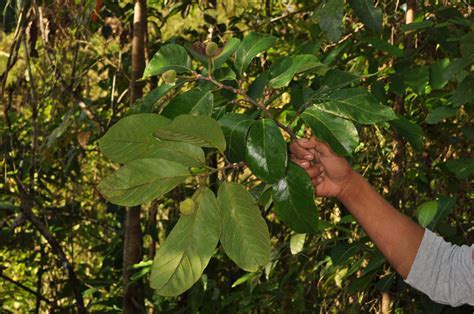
[179,198,196,216]
[205,42,219,57]
[162,69,177,83]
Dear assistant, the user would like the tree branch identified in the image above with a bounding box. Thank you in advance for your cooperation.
[194,73,296,139]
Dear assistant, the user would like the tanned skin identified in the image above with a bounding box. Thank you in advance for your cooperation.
[289,136,425,279]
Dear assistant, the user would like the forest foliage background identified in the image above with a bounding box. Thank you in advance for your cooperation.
[1,0,473,312]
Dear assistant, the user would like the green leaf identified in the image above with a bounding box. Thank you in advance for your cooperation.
[98,158,190,206]
[430,58,473,91]
[404,66,429,94]
[430,58,451,90]
[460,32,474,58]
[245,119,287,184]
[218,113,254,163]
[133,83,175,113]
[389,115,424,151]
[218,182,271,272]
[150,188,221,296]
[235,32,276,74]
[416,200,438,228]
[451,74,474,107]
[349,0,383,32]
[268,55,323,88]
[430,196,456,229]
[400,21,434,32]
[161,88,214,119]
[445,158,474,179]
[302,108,359,156]
[214,38,241,69]
[320,69,362,88]
[330,243,360,267]
[272,163,319,233]
[185,38,241,70]
[98,114,204,166]
[146,141,206,167]
[425,106,458,124]
[290,233,307,255]
[313,88,398,124]
[154,114,226,152]
[143,44,192,78]
[315,0,344,42]
[99,114,170,163]
[364,39,403,57]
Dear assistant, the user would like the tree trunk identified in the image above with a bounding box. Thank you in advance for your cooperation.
[123,0,147,313]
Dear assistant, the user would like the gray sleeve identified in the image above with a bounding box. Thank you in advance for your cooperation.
[405,228,474,306]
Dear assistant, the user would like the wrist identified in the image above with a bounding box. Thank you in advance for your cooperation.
[337,170,361,203]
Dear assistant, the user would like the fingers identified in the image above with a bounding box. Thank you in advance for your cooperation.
[290,156,310,169]
[289,141,314,161]
[306,164,324,178]
[298,136,333,157]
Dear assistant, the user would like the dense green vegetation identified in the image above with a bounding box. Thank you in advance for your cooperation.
[1,0,473,312]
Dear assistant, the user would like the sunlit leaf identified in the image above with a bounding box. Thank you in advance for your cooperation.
[150,188,221,296]
[154,114,226,152]
[235,32,276,74]
[218,182,271,272]
[143,44,192,78]
[416,200,438,228]
[98,158,190,206]
[312,88,397,124]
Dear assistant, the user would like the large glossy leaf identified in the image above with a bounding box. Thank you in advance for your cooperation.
[302,108,359,156]
[161,88,213,119]
[218,182,271,272]
[349,0,383,33]
[389,114,424,151]
[272,163,319,233]
[315,0,344,42]
[235,32,276,74]
[154,114,226,152]
[218,113,253,162]
[99,114,170,163]
[150,188,221,296]
[313,88,397,124]
[268,55,323,88]
[143,44,192,78]
[98,158,190,206]
[98,114,204,166]
[245,119,287,183]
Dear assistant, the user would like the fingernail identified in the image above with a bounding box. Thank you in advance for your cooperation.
[304,154,313,160]
[301,161,310,168]
[317,177,323,182]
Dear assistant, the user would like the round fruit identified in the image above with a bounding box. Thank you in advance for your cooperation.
[179,198,196,216]
[205,42,219,57]
[162,69,177,83]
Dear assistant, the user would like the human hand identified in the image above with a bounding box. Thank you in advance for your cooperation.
[289,136,354,198]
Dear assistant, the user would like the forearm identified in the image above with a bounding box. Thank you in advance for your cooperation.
[338,171,424,279]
